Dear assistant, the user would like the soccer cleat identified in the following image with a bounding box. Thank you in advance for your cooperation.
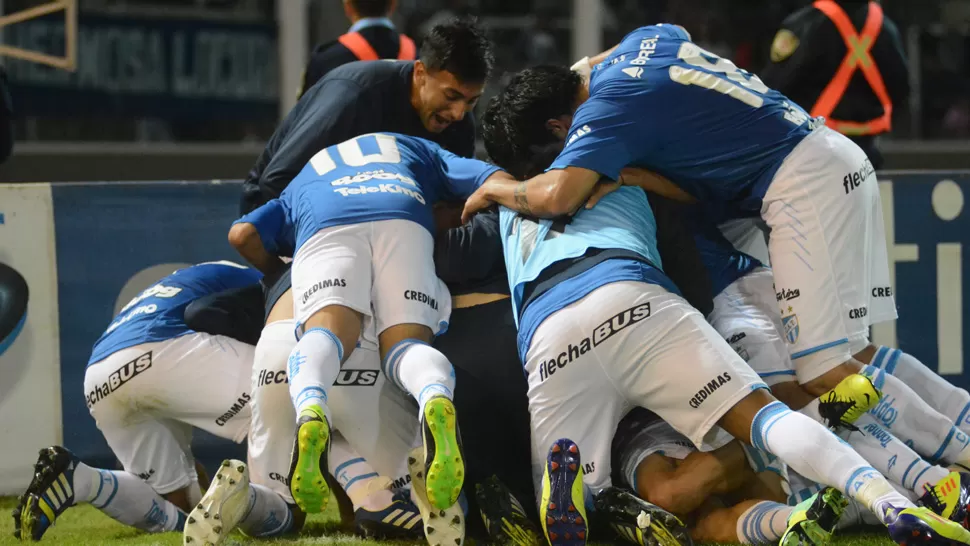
[817,374,882,431]
[540,439,587,546]
[919,472,970,530]
[780,487,848,546]
[408,446,465,546]
[422,396,465,511]
[593,487,691,546]
[183,459,250,545]
[475,475,543,546]
[288,405,331,514]
[354,490,425,540]
[17,445,79,541]
[886,505,970,546]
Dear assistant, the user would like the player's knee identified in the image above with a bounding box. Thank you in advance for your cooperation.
[800,360,862,396]
[851,342,879,365]
[641,476,689,515]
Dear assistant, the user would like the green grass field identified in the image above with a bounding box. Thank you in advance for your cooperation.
[0,495,899,546]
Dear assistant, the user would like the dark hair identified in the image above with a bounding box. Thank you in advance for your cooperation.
[481,65,582,178]
[349,0,392,17]
[419,17,494,84]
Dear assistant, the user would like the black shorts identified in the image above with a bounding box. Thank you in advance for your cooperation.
[262,263,293,321]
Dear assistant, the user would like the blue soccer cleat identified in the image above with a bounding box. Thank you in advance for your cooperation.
[540,439,587,546]
[886,504,970,546]
[354,490,424,540]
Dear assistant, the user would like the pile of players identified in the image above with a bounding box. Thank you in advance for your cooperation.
[13,12,970,546]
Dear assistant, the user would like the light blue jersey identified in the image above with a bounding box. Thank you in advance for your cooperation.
[500,187,678,362]
[88,262,262,365]
[238,133,500,255]
[551,24,821,212]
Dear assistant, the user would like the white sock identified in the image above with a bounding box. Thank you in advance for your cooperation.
[750,401,913,523]
[287,327,342,422]
[845,414,950,495]
[870,346,970,433]
[736,501,792,545]
[329,431,392,511]
[84,467,185,532]
[836,499,884,530]
[799,398,823,423]
[382,339,455,415]
[237,483,294,537]
[861,365,970,464]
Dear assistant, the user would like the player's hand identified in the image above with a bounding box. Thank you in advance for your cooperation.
[583,179,622,210]
[461,185,495,224]
[619,168,696,204]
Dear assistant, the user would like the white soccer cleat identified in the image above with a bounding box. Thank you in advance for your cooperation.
[183,459,251,545]
[408,446,465,546]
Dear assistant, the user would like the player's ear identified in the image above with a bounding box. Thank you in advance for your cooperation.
[545,115,572,141]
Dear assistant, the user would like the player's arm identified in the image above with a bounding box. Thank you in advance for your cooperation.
[228,200,289,277]
[463,167,602,222]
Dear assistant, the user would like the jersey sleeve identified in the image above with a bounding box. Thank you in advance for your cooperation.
[547,94,643,181]
[434,147,503,200]
[234,199,295,257]
[260,79,376,202]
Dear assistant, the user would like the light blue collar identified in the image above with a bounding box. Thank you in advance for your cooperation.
[349,17,395,33]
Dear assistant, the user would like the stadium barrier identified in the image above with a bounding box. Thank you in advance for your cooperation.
[0,172,968,494]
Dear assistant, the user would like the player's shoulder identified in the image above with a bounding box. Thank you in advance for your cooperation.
[782,4,828,33]
[323,59,411,88]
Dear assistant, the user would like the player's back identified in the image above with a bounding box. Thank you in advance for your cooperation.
[573,25,821,207]
[88,261,261,365]
[499,186,662,320]
[282,132,498,251]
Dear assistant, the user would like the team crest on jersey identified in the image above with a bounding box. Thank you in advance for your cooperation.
[771,29,799,63]
[782,310,799,344]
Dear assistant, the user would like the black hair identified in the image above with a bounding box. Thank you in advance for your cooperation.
[348,0,392,18]
[419,17,494,84]
[481,65,582,179]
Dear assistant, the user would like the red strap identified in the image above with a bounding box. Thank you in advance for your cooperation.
[810,1,893,135]
[398,35,416,60]
[338,32,380,61]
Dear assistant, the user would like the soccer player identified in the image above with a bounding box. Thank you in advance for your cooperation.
[473,108,970,546]
[471,17,970,505]
[230,132,511,529]
[13,261,261,541]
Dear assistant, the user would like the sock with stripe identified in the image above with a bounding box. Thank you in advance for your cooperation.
[328,431,393,511]
[287,327,343,423]
[869,346,970,434]
[842,413,949,495]
[237,483,294,537]
[382,339,455,416]
[78,465,185,532]
[750,401,913,522]
[861,365,970,465]
[736,501,792,545]
[835,498,885,530]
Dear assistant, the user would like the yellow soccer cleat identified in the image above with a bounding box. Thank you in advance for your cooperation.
[780,487,848,546]
[288,405,331,514]
[818,374,882,431]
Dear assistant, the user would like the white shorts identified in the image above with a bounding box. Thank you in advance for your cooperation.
[708,267,796,387]
[523,281,765,499]
[762,127,897,382]
[84,332,253,494]
[291,219,451,345]
[247,320,418,502]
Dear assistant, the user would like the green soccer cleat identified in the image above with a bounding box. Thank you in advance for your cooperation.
[288,405,331,514]
[421,396,465,511]
[780,487,848,546]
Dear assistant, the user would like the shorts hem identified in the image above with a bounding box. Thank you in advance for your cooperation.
[151,476,193,496]
[686,382,769,447]
[296,299,372,336]
[760,370,798,387]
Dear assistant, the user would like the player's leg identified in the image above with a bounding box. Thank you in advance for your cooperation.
[288,224,372,514]
[861,344,970,433]
[370,219,462,513]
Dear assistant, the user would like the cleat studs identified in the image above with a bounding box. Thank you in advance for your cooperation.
[549,502,557,510]
[549,532,559,541]
[575,516,584,524]
[213,526,222,533]
[568,463,577,472]
[203,512,210,518]
[564,532,572,540]
[229,479,236,485]
[552,444,561,454]
[221,461,229,467]
[568,444,578,454]
[216,474,223,480]
[440,510,446,517]
[452,515,461,524]
[550,461,560,472]
[577,531,586,539]
[237,465,244,472]
[185,538,193,543]
[188,517,196,524]
[197,504,204,510]
[428,526,436,534]
[408,457,417,465]
[213,514,220,520]
[560,515,568,523]
[568,504,576,512]
[547,516,555,525]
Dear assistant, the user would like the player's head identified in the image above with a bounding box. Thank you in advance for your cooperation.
[481,65,584,178]
[412,17,493,133]
[343,0,395,21]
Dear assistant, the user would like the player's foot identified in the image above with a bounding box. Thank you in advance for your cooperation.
[919,472,970,530]
[183,460,250,546]
[818,374,882,431]
[540,439,587,546]
[780,487,847,546]
[354,490,424,540]
[475,475,542,546]
[408,446,465,546]
[593,487,691,546]
[17,446,79,541]
[288,405,331,514]
[422,396,464,511]
[885,505,970,546]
